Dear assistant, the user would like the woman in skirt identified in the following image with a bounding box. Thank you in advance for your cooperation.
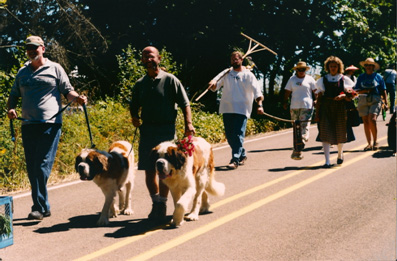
[315,56,355,167]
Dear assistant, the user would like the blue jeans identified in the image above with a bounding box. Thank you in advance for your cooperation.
[223,113,248,163]
[22,123,62,213]
[386,83,396,113]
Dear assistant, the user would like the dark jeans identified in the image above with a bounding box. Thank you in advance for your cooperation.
[386,83,396,113]
[22,123,62,213]
[223,113,248,163]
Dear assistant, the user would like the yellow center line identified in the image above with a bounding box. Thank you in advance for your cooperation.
[75,138,386,261]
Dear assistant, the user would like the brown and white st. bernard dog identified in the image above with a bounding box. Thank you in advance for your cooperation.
[75,141,135,226]
[151,136,225,227]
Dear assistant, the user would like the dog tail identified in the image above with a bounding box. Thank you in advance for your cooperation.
[206,178,225,196]
[206,168,225,196]
[205,147,225,196]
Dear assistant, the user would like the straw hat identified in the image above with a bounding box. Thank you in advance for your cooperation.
[345,65,359,71]
[359,58,380,71]
[292,61,310,71]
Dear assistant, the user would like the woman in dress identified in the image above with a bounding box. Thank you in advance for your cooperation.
[315,56,355,167]
[354,58,388,151]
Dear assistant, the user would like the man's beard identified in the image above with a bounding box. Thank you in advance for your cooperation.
[28,54,42,61]
[232,63,241,69]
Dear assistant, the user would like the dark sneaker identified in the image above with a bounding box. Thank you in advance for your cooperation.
[28,211,43,220]
[43,211,51,217]
[227,160,238,170]
[291,151,303,160]
[239,156,248,165]
[148,202,167,223]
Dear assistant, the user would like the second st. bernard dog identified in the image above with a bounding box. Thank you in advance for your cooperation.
[75,141,135,226]
[151,136,225,227]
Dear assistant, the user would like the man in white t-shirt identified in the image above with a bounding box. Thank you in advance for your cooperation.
[283,61,317,160]
[209,51,264,169]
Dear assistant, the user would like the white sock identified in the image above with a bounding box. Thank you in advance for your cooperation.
[337,144,344,159]
[322,142,331,165]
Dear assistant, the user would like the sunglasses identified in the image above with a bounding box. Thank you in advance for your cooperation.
[296,69,306,72]
[26,45,40,51]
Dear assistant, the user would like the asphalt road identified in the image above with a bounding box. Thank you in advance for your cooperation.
[1,115,396,261]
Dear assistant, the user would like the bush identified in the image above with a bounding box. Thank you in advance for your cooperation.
[0,98,284,193]
[116,45,182,104]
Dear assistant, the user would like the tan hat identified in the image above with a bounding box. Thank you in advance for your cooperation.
[292,61,310,71]
[345,65,359,71]
[359,58,380,71]
[26,36,44,46]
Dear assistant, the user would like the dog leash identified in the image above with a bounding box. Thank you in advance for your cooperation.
[9,97,96,150]
[9,97,77,142]
[127,127,138,157]
[82,103,95,149]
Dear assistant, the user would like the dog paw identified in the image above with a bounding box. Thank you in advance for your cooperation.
[170,218,185,227]
[96,217,109,226]
[110,207,120,218]
[123,208,134,216]
[185,213,199,221]
[110,212,118,218]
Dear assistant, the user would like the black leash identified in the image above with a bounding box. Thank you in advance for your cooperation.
[127,127,138,157]
[9,97,96,150]
[9,97,77,142]
[82,103,95,149]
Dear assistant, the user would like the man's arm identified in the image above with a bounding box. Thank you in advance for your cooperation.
[66,91,87,105]
[182,106,195,136]
[6,96,19,119]
[255,96,264,115]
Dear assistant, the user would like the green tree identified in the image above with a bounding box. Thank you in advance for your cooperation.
[116,45,182,104]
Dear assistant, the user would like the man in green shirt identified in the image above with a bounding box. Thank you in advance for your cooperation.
[130,46,195,223]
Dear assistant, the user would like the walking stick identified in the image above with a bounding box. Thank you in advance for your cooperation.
[195,32,277,102]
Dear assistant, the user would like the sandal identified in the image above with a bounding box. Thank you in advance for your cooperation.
[372,142,379,151]
[363,145,372,151]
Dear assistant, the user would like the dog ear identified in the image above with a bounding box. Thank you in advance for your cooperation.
[94,154,108,172]
[168,147,186,169]
[75,155,82,172]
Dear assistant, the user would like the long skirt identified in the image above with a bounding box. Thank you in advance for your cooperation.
[318,99,347,145]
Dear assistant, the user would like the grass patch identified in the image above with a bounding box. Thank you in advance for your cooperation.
[0,99,284,194]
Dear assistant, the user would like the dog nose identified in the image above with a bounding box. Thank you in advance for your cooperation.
[156,161,164,171]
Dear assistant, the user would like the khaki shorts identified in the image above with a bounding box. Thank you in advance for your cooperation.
[357,95,382,117]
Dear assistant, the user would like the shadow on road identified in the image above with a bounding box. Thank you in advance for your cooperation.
[104,216,174,238]
[268,165,326,172]
[32,214,105,233]
[27,213,176,238]
[372,146,396,158]
[248,145,323,154]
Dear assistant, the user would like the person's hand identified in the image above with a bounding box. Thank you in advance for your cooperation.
[7,109,17,120]
[257,106,265,115]
[184,123,195,137]
[334,94,346,101]
[76,95,87,105]
[208,80,217,91]
[132,116,142,127]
